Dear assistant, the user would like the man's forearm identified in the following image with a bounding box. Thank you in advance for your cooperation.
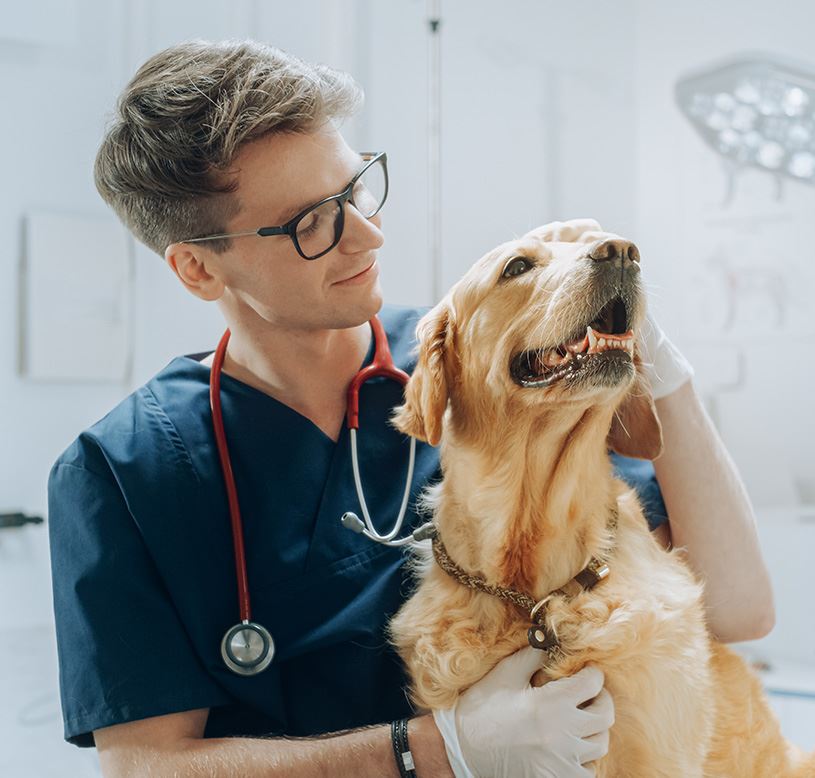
[651,379,775,643]
[107,714,454,778]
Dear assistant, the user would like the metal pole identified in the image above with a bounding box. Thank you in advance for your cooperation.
[427,0,442,303]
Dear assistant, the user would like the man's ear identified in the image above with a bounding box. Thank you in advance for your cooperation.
[389,300,455,446]
[607,345,664,460]
[164,243,224,302]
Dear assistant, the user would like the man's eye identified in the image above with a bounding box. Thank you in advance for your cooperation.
[501,257,534,278]
[297,211,320,234]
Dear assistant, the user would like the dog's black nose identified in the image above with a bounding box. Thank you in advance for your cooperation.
[588,239,640,265]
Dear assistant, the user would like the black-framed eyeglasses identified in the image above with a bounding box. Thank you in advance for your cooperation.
[178,151,388,260]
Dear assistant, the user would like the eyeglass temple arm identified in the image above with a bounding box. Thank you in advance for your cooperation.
[181,230,261,244]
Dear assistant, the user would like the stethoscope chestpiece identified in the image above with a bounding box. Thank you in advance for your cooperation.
[221,621,275,676]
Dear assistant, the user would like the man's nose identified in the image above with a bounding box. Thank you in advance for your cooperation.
[588,239,640,266]
[339,202,385,252]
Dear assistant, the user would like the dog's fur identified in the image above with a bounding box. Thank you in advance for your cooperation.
[386,219,814,777]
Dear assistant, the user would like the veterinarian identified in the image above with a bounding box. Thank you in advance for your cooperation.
[47,40,775,778]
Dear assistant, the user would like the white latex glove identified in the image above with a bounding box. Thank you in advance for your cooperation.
[639,307,695,400]
[432,647,614,778]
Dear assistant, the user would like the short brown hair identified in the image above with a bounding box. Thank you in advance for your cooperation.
[94,39,363,256]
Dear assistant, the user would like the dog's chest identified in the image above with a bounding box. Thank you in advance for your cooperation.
[537,525,716,775]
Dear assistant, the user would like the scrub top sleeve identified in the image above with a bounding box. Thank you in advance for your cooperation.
[48,461,233,748]
[609,452,669,531]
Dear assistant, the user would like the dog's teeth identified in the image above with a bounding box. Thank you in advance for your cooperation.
[585,328,636,356]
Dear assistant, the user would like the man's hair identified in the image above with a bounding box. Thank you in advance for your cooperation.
[94,39,363,256]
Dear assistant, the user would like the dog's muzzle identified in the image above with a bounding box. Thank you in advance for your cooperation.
[510,294,636,388]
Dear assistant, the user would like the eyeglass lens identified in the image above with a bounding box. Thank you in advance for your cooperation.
[295,157,387,259]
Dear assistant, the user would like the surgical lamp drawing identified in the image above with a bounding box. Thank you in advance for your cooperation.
[676,53,815,204]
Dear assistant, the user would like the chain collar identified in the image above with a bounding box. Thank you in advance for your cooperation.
[429,504,619,660]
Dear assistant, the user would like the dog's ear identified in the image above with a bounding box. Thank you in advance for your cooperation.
[389,301,455,446]
[607,351,664,460]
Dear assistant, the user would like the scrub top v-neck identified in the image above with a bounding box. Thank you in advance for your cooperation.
[47,303,670,748]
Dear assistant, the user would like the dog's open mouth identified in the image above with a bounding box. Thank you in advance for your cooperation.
[510,295,635,388]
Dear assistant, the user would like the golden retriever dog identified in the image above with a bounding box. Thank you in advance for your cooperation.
[386,219,815,777]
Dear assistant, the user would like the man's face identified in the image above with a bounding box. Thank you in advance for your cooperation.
[184,124,385,332]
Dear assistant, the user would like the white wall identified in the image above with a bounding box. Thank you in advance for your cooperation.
[632,0,815,509]
[3,1,815,773]
[435,0,638,291]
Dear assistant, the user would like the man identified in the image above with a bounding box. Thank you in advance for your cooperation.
[48,39,774,777]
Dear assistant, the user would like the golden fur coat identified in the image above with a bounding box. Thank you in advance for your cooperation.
[386,219,814,777]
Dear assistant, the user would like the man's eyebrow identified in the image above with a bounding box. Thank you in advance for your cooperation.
[276,198,313,225]
[274,153,366,224]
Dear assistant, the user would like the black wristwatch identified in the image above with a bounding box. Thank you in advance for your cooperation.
[390,718,417,778]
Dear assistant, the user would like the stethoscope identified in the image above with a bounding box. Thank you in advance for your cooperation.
[210,315,433,676]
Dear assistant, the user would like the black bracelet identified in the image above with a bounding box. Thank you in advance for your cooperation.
[390,718,417,778]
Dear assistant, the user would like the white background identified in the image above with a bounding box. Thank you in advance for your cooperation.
[1,1,814,774]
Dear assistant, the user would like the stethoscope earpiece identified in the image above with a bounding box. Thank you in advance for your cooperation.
[340,511,367,534]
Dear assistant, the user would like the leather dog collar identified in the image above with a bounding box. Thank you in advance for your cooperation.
[428,505,619,661]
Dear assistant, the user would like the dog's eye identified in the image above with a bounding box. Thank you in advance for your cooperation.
[501,257,534,279]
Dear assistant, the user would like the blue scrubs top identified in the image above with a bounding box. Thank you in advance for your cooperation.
[47,303,668,748]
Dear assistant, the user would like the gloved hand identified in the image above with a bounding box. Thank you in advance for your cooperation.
[638,307,695,400]
[432,647,615,778]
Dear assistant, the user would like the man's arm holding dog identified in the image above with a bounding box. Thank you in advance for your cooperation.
[95,709,454,778]
[651,379,776,644]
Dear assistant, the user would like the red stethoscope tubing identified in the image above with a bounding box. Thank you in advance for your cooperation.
[210,327,252,623]
[209,315,408,625]
[346,315,410,429]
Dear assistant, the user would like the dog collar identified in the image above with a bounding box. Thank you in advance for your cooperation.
[428,505,619,660]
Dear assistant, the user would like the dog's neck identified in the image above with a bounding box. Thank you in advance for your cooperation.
[432,401,620,600]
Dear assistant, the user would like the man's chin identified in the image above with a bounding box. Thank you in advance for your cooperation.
[355,287,384,325]
[322,288,383,332]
